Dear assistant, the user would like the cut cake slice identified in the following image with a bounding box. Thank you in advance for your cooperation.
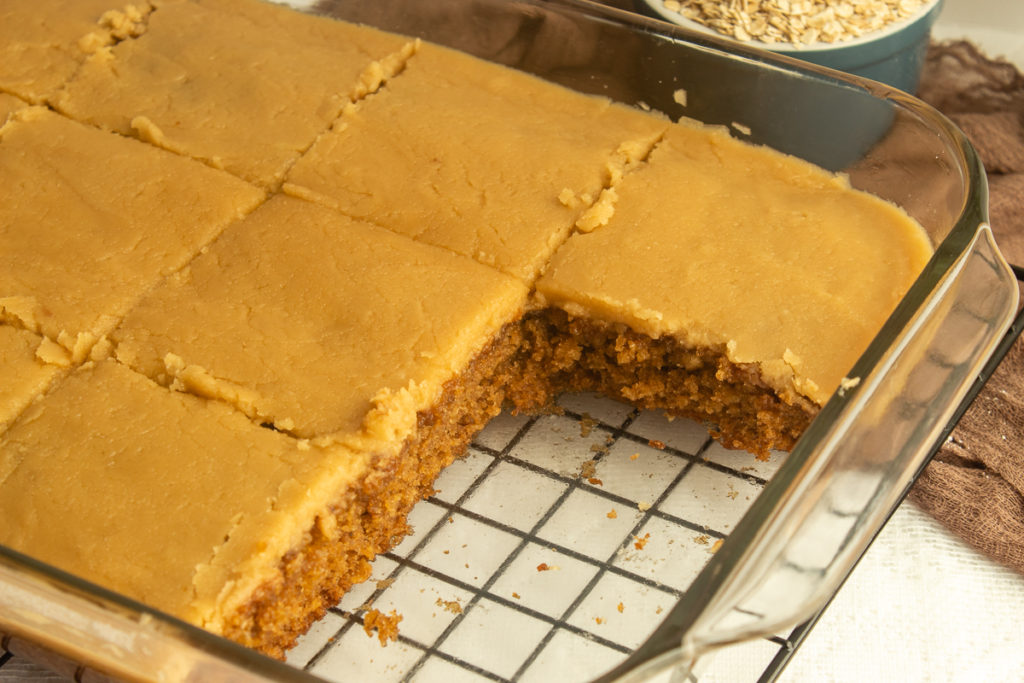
[112,194,529,445]
[0,107,265,361]
[52,0,415,188]
[107,194,531,653]
[284,42,669,283]
[0,360,382,657]
[529,120,934,455]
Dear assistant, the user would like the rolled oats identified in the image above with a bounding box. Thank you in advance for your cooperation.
[663,0,928,46]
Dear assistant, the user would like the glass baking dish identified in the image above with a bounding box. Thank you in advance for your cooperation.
[1,0,1018,680]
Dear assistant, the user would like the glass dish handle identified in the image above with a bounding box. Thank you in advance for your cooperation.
[603,225,1020,682]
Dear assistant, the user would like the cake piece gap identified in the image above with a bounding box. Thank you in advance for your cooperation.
[567,125,668,236]
[275,38,421,190]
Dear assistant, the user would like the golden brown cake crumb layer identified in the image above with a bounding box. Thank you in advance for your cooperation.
[221,324,522,657]
[511,308,815,457]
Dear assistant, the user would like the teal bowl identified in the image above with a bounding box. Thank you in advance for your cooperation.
[636,0,944,93]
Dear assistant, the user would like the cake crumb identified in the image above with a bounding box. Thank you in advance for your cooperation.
[607,509,618,519]
[633,533,651,550]
[579,414,597,437]
[579,459,598,480]
[363,609,402,646]
[35,337,73,367]
[536,562,559,571]
[711,538,724,553]
[588,477,604,486]
[435,598,463,614]
[648,439,666,450]
[638,501,652,511]
[731,122,751,136]
[617,602,625,613]
[630,452,640,461]
[375,578,395,591]
[512,592,521,599]
[673,88,687,107]
[694,534,709,545]
[558,187,581,209]
[595,617,605,625]
[838,376,861,396]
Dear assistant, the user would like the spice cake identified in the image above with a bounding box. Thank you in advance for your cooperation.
[0,360,375,653]
[0,0,934,664]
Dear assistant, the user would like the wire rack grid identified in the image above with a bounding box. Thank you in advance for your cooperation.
[282,392,795,683]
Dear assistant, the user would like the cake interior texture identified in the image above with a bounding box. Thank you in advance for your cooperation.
[0,0,933,662]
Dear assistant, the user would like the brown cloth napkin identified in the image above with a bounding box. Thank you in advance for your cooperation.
[908,41,1024,575]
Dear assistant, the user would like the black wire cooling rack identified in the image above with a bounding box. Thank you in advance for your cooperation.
[287,394,790,682]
